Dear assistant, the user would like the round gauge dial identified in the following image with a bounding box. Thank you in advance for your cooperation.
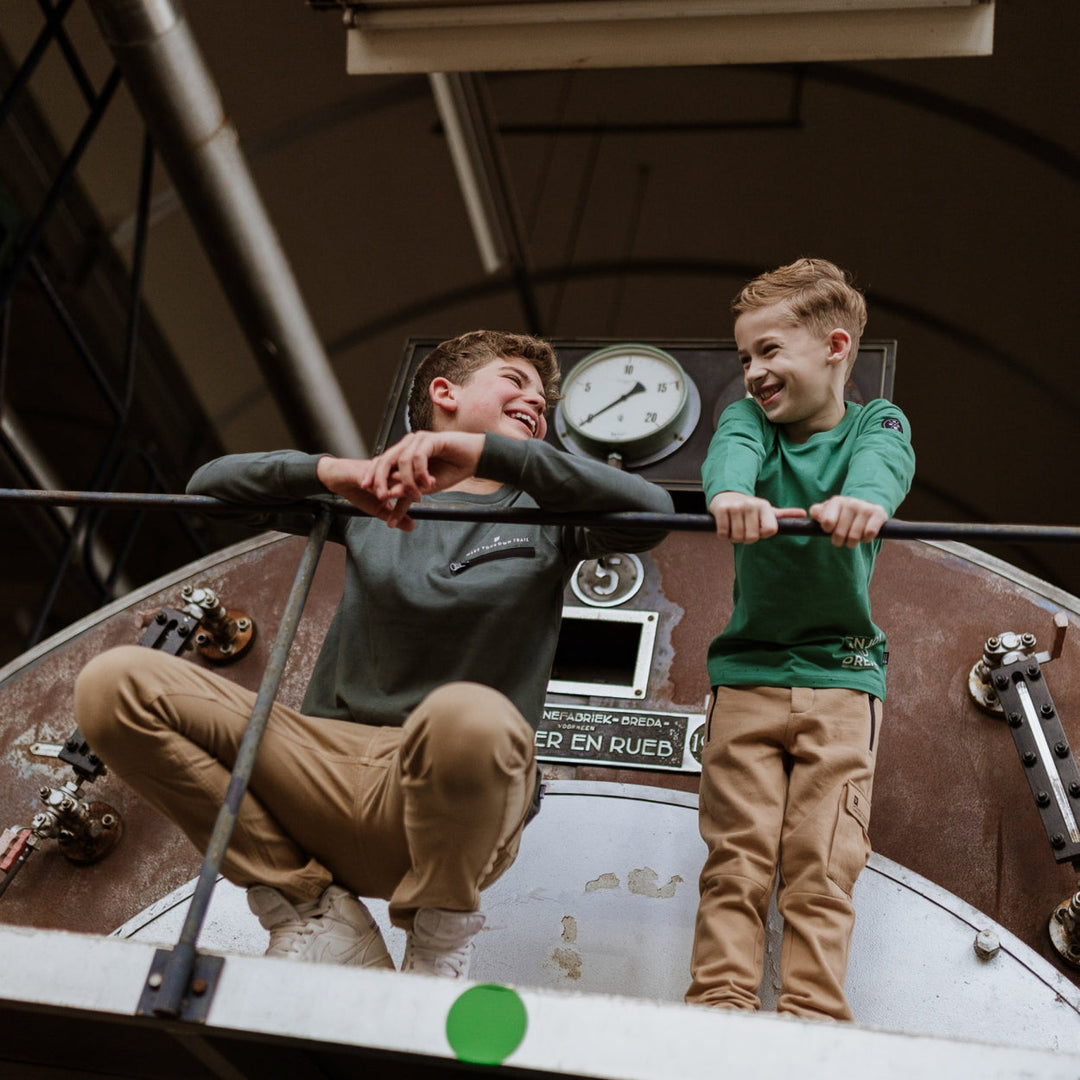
[554,344,700,466]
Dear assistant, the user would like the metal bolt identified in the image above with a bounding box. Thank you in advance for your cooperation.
[1008,711,1023,728]
[1042,702,1055,718]
[1056,742,1071,758]
[974,929,1000,960]
[155,611,167,625]
[237,618,251,631]
[1052,834,1067,850]
[1023,751,1038,766]
[1070,781,1080,799]
[101,814,116,828]
[1027,664,1041,680]
[191,978,208,996]
[148,973,163,989]
[177,625,190,637]
[181,585,193,597]
[995,674,1009,690]
[1037,791,1052,807]
[39,787,49,799]
[1021,633,1037,648]
[987,637,1001,650]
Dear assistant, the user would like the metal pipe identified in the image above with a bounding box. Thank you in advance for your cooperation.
[85,0,365,459]
[2,487,1080,546]
[150,505,332,1018]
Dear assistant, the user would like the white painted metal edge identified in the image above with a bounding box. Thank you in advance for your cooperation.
[0,920,1077,1080]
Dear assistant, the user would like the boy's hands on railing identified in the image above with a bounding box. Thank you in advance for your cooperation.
[708,491,806,544]
[809,495,888,548]
[358,431,487,529]
[315,455,407,528]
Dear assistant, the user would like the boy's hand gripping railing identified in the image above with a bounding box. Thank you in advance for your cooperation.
[135,505,333,1021]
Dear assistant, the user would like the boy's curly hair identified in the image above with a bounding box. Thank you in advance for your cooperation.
[732,258,868,371]
[408,330,561,431]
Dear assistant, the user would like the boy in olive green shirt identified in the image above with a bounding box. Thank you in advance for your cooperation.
[687,259,915,1020]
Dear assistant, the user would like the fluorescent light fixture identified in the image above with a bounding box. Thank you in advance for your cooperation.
[348,1,995,73]
[429,71,528,275]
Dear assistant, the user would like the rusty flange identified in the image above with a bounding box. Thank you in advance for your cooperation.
[57,801,123,865]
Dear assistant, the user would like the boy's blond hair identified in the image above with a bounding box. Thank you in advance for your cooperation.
[732,258,867,372]
[408,329,561,431]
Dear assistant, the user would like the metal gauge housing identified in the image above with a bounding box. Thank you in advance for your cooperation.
[554,343,700,466]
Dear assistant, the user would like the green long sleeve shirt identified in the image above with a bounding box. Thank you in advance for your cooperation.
[188,433,673,729]
[701,397,915,699]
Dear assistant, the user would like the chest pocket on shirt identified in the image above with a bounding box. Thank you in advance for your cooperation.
[450,537,536,575]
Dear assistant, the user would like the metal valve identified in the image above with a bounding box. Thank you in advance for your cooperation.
[1051,890,1080,968]
[968,612,1069,714]
[29,777,122,865]
[179,584,256,663]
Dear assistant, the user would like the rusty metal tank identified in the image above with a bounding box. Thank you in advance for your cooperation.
[1,523,1078,990]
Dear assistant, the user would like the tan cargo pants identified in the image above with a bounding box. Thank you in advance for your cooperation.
[74,646,537,929]
[686,685,879,1020]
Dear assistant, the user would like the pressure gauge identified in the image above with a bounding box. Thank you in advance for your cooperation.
[554,344,700,466]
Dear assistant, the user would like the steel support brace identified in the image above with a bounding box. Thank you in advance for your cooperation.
[138,507,333,1020]
[993,657,1080,866]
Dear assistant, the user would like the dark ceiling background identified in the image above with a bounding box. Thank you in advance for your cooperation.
[0,1,1077,667]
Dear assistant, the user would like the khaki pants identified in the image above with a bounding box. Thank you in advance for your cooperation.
[686,685,879,1020]
[74,646,537,929]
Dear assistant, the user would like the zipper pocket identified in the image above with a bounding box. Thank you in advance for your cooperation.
[450,539,535,575]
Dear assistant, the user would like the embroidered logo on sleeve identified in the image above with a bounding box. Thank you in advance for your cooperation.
[881,417,903,432]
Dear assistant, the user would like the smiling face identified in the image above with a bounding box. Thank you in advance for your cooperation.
[734,301,851,444]
[430,356,549,441]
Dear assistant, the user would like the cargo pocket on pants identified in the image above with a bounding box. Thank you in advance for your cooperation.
[826,781,872,896]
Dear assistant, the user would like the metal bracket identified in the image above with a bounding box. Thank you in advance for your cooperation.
[992,656,1080,866]
[56,728,107,781]
[137,948,224,1021]
[138,607,200,654]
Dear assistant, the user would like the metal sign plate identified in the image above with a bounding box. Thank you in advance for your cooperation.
[537,704,704,772]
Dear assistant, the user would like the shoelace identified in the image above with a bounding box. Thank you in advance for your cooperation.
[269,919,320,955]
[407,940,471,977]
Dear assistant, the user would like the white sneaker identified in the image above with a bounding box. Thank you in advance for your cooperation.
[247,884,394,969]
[402,908,485,979]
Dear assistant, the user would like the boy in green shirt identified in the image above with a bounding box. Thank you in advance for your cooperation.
[687,259,915,1020]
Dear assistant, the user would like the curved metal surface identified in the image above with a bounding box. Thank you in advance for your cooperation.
[112,781,1080,1052]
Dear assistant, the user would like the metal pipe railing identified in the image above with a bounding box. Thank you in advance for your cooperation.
[148,505,333,1018]
[2,487,1080,545]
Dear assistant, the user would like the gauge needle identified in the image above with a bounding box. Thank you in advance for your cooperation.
[582,381,646,425]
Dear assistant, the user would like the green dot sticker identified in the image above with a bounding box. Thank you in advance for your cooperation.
[446,984,528,1065]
